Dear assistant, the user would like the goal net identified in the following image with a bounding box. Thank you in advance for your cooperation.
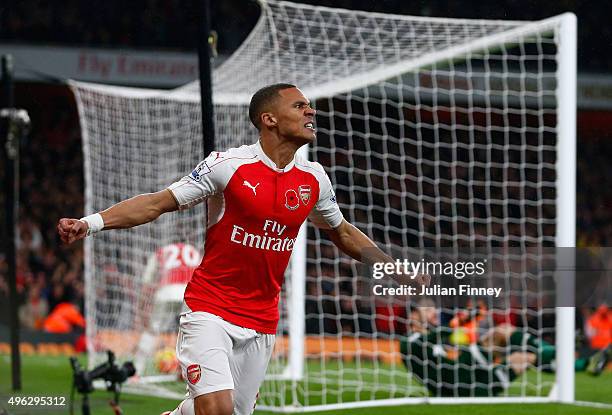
[71,0,576,409]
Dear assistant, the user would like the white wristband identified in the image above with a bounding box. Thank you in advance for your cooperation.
[80,213,105,236]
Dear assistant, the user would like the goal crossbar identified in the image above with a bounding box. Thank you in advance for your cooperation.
[72,1,577,411]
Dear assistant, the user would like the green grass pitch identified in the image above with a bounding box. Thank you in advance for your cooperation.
[1,355,611,415]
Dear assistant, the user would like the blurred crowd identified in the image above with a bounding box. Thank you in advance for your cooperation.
[577,137,612,246]
[0,1,610,351]
[305,273,611,355]
[0,85,609,349]
[0,0,611,72]
[0,84,85,333]
[0,0,259,56]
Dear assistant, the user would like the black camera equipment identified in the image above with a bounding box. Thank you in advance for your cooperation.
[69,350,136,415]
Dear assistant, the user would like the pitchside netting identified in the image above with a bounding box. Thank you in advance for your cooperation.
[71,0,576,410]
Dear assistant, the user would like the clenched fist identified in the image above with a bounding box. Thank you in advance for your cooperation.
[57,218,89,244]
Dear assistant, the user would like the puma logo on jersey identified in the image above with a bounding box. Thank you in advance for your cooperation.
[243,180,260,195]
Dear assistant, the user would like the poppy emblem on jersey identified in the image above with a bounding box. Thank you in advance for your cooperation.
[298,185,311,205]
[285,189,300,210]
[187,364,201,384]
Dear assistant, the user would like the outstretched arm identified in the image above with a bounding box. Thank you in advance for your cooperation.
[324,219,391,264]
[57,189,178,244]
[324,219,430,286]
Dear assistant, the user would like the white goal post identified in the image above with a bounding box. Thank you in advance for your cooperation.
[71,0,576,411]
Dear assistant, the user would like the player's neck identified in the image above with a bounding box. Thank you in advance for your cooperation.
[259,136,301,169]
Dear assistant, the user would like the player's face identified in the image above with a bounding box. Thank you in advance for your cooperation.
[419,307,439,326]
[273,87,316,144]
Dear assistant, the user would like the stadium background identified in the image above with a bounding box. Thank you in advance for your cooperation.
[0,0,610,414]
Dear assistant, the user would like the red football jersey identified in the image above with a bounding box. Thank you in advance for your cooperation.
[168,142,342,333]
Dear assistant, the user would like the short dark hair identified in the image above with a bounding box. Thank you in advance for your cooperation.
[248,83,296,130]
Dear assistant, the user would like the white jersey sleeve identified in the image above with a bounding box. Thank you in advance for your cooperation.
[167,151,235,209]
[307,164,344,229]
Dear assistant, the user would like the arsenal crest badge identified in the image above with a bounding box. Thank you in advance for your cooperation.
[285,189,300,210]
[187,364,201,384]
[298,185,311,205]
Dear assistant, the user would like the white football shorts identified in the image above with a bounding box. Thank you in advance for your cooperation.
[175,310,275,414]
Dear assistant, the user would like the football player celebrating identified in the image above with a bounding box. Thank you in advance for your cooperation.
[58,84,426,415]
[135,243,202,377]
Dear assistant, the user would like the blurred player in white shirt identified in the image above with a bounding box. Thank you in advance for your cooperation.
[135,243,201,376]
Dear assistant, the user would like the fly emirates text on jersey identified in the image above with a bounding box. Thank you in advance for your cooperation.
[230,219,297,252]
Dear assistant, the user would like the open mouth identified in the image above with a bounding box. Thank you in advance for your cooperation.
[304,122,316,131]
